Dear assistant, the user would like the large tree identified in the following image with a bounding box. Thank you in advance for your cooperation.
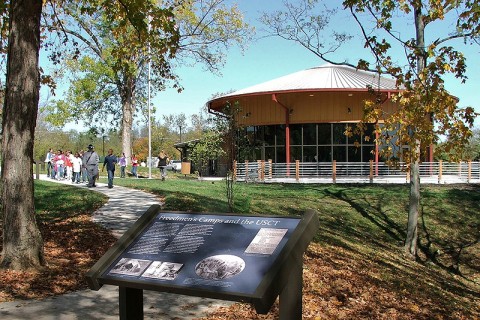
[42,0,253,158]
[0,0,173,271]
[262,0,479,258]
[42,0,179,158]
[1,0,45,269]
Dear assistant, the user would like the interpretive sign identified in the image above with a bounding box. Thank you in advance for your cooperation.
[87,205,318,319]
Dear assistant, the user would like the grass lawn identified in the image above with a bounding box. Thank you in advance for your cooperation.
[107,173,479,319]
[1,173,479,319]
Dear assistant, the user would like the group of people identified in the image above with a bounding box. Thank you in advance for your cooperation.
[44,146,172,189]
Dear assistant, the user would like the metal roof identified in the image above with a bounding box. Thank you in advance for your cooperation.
[215,64,399,100]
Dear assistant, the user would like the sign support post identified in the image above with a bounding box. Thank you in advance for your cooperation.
[119,286,144,320]
[279,255,303,320]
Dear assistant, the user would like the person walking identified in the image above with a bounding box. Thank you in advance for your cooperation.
[131,154,139,178]
[53,150,66,180]
[83,144,99,188]
[72,152,83,184]
[102,148,118,188]
[157,150,169,181]
[119,152,127,178]
[44,148,54,178]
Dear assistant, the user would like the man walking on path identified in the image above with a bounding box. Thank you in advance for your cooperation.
[157,150,169,181]
[102,149,118,188]
[83,144,99,188]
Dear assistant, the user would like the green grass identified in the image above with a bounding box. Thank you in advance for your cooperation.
[34,180,108,221]
[30,174,479,317]
[105,175,480,313]
[108,175,479,269]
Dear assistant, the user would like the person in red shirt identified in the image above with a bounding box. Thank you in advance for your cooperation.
[131,154,139,178]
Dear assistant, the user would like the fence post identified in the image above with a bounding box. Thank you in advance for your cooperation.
[468,161,471,183]
[295,160,300,182]
[369,160,373,183]
[438,160,443,184]
[406,164,410,183]
[332,160,336,183]
[245,160,249,181]
[256,160,260,181]
[260,160,265,181]
[233,160,237,181]
[268,159,273,179]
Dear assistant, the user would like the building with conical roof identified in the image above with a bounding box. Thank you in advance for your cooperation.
[207,64,407,168]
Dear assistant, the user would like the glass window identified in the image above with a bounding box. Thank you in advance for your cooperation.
[290,124,302,145]
[255,126,264,145]
[265,147,275,162]
[277,125,286,145]
[347,124,362,146]
[317,146,332,162]
[264,125,276,146]
[364,123,376,145]
[318,124,331,145]
[333,124,347,145]
[276,147,286,163]
[348,146,362,162]
[291,146,302,162]
[363,146,375,161]
[303,146,317,162]
[303,124,316,145]
[333,146,347,162]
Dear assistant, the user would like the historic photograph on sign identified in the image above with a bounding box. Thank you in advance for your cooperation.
[141,261,184,280]
[195,255,245,280]
[108,258,151,276]
[244,228,288,255]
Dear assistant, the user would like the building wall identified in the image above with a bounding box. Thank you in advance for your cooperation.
[233,91,398,126]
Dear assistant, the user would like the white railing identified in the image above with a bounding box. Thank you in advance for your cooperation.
[232,160,480,184]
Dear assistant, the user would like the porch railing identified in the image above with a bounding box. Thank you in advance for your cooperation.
[232,160,480,184]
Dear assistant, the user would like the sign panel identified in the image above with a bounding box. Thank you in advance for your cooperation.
[100,212,300,296]
[87,205,319,313]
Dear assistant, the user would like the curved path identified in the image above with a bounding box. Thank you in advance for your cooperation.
[0,176,230,319]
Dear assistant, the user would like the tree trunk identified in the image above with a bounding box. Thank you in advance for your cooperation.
[405,157,420,258]
[120,77,135,159]
[403,5,426,259]
[1,0,45,270]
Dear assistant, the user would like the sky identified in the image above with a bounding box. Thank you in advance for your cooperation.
[51,0,480,130]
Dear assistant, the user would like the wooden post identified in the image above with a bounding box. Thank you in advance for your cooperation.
[369,160,373,183]
[245,160,249,181]
[233,160,237,181]
[332,160,336,183]
[257,160,262,182]
[406,164,410,183]
[119,287,143,320]
[468,161,471,183]
[260,160,265,181]
[279,255,303,320]
[268,159,273,179]
[438,160,443,184]
[295,160,300,182]
[35,159,40,180]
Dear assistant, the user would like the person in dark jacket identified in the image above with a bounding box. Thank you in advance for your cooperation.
[102,148,118,188]
[157,150,169,181]
[82,144,99,187]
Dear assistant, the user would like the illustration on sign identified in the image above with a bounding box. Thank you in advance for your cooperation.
[195,255,245,280]
[142,261,184,280]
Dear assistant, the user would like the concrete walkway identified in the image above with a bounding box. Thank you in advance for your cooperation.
[0,175,231,319]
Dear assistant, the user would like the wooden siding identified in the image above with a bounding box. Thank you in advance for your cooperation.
[224,91,398,127]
